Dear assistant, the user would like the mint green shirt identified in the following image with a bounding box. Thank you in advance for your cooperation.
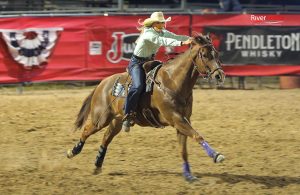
[133,27,190,58]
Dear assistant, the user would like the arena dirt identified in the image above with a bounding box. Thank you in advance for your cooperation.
[0,88,299,194]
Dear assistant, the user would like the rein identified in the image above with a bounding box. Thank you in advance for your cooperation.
[151,41,223,96]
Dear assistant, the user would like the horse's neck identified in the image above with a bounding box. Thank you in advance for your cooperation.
[163,48,199,95]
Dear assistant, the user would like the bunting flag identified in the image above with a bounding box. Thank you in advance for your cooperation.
[1,28,63,69]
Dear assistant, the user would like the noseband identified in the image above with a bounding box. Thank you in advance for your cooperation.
[190,43,222,79]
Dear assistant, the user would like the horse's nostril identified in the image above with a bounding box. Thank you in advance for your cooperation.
[215,74,221,81]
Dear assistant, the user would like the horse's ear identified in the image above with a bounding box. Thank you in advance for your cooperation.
[206,33,211,41]
[191,31,197,38]
[191,31,202,38]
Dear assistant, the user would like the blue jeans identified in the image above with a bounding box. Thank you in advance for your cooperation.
[124,55,148,115]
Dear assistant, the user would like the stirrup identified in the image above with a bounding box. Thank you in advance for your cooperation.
[122,120,131,132]
[122,112,136,132]
[122,112,136,125]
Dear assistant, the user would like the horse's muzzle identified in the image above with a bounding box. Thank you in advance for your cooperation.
[213,69,225,85]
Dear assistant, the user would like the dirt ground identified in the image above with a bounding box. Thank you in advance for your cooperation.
[0,87,299,195]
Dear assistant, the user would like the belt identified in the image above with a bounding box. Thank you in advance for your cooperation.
[133,54,154,61]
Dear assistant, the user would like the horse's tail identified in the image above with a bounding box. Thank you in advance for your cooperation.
[73,88,96,131]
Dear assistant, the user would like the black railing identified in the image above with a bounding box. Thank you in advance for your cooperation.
[0,0,299,15]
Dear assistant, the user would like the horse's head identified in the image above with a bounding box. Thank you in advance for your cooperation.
[190,33,225,85]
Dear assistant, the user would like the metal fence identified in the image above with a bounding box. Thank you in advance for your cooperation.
[0,0,299,16]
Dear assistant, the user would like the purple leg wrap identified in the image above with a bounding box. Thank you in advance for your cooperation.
[200,141,216,158]
[183,162,191,177]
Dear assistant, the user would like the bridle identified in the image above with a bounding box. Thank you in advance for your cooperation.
[190,43,223,80]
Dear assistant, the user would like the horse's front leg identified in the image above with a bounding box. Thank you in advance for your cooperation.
[173,113,225,163]
[177,131,197,182]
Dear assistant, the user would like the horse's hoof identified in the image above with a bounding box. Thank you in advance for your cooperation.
[66,149,74,159]
[214,153,225,163]
[93,167,102,175]
[184,174,198,182]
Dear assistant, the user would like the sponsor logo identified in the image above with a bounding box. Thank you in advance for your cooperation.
[249,14,284,25]
[107,32,139,63]
[226,32,300,58]
[204,26,300,64]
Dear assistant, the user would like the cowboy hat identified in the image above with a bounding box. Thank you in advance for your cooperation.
[142,12,171,27]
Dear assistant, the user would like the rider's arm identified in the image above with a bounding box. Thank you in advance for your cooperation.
[163,30,190,42]
[145,31,182,47]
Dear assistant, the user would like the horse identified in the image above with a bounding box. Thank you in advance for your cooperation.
[66,33,226,181]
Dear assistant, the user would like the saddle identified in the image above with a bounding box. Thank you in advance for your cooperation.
[142,60,162,73]
[112,60,162,97]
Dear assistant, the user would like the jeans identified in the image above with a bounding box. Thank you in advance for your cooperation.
[124,55,148,115]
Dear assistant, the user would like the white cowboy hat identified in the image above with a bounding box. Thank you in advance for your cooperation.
[142,12,171,27]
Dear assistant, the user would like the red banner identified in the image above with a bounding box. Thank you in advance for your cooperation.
[0,14,299,83]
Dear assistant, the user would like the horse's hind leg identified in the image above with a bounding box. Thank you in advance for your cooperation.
[177,131,197,182]
[66,113,113,159]
[66,122,97,158]
[94,118,122,174]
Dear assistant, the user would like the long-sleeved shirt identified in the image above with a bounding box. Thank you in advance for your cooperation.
[133,27,189,58]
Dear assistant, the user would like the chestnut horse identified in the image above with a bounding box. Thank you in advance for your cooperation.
[66,34,226,181]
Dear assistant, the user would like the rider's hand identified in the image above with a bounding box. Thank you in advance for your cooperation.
[181,38,193,46]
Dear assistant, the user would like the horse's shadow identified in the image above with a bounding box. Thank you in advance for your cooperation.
[194,172,300,188]
[136,171,300,188]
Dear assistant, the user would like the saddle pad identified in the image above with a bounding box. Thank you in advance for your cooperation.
[145,64,162,93]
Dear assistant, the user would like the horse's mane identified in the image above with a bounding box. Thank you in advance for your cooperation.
[164,52,187,66]
[193,33,212,45]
